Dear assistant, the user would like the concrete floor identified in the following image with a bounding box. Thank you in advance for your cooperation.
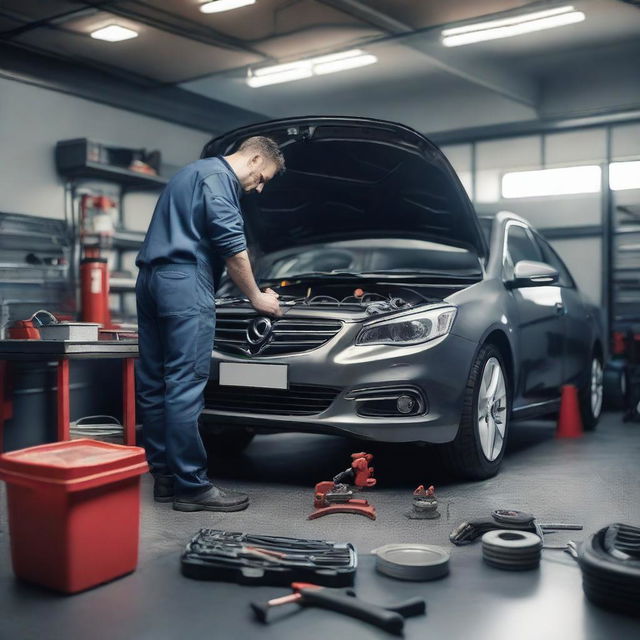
[1,413,639,639]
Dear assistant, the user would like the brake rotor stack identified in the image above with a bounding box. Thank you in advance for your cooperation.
[578,523,640,616]
[481,530,542,571]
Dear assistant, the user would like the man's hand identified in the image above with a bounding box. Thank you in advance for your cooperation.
[250,291,282,317]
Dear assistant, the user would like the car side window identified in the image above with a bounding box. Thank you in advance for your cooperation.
[503,224,543,280]
[535,236,575,288]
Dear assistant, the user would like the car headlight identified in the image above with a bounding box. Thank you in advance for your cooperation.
[356,306,457,346]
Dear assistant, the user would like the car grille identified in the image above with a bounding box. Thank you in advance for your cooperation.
[204,383,341,416]
[214,314,343,356]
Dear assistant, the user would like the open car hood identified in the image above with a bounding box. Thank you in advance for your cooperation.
[202,117,487,259]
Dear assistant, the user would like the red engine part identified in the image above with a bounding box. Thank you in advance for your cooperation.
[350,452,376,488]
[308,453,377,520]
[80,256,111,327]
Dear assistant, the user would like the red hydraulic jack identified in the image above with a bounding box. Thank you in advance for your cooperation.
[308,452,377,520]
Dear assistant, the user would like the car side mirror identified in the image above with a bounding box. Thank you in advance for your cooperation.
[506,260,559,289]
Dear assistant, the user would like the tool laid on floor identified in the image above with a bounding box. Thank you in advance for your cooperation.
[181,529,356,586]
[450,509,582,547]
[308,452,377,520]
[405,484,440,519]
[251,582,426,635]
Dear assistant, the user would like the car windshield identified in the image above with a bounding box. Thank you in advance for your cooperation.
[253,238,482,282]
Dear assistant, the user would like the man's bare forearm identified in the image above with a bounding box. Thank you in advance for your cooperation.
[225,250,261,302]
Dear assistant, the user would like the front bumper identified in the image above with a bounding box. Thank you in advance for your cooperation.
[202,325,477,444]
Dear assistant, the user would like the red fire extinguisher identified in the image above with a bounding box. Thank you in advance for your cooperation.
[78,195,116,327]
[80,256,111,326]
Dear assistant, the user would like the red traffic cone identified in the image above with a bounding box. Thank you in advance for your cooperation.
[556,384,583,438]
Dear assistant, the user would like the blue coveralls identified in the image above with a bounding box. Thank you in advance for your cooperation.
[135,156,246,495]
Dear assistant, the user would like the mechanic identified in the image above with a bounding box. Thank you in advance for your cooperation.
[135,136,285,512]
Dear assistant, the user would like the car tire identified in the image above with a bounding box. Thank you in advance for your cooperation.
[603,360,628,410]
[441,343,511,480]
[200,428,255,457]
[579,354,604,431]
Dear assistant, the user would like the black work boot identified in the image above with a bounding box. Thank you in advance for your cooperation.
[153,475,175,503]
[173,485,249,512]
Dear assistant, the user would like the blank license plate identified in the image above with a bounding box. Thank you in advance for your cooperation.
[219,362,288,390]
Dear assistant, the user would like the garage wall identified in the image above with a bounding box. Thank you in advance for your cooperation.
[441,122,640,307]
[0,76,211,224]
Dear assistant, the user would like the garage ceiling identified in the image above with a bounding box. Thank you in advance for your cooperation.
[1,0,639,133]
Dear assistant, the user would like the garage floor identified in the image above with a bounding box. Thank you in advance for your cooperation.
[1,413,639,639]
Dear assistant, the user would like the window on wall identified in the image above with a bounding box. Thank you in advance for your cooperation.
[501,160,640,198]
[502,165,601,198]
[610,161,640,191]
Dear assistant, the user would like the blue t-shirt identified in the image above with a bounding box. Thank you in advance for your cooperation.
[136,156,246,267]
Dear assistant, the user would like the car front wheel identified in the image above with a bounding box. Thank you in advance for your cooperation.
[579,355,603,431]
[441,344,510,480]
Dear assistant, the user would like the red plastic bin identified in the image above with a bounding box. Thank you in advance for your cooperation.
[0,438,148,593]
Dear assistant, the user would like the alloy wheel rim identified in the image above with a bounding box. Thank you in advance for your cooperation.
[591,358,603,418]
[477,357,507,462]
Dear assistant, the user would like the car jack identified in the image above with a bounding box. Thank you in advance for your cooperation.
[308,452,377,520]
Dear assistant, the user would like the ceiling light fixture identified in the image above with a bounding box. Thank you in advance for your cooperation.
[441,5,585,47]
[90,24,139,42]
[200,0,255,14]
[247,49,377,87]
[247,68,313,88]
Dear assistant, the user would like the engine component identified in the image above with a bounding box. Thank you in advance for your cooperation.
[405,485,440,520]
[308,452,377,521]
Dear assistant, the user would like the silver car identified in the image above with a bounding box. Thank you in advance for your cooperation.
[199,117,604,479]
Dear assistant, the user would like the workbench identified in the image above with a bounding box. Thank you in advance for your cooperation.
[0,340,138,451]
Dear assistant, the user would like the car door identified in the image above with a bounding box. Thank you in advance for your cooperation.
[534,233,593,388]
[503,222,565,402]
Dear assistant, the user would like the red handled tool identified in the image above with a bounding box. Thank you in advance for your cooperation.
[251,582,426,635]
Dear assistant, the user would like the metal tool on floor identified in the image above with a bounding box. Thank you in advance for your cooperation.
[449,509,582,547]
[308,452,377,520]
[405,484,440,519]
[251,582,426,635]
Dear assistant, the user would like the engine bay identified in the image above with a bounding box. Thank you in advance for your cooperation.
[216,282,453,316]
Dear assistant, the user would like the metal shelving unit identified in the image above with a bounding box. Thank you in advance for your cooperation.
[56,139,167,319]
[613,203,640,326]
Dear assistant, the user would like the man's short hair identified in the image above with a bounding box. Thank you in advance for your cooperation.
[237,136,285,173]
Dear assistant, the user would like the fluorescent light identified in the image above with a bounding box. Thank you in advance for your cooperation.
[442,6,585,47]
[247,68,313,87]
[610,161,640,191]
[253,61,309,77]
[90,24,138,42]
[314,54,377,75]
[442,6,576,36]
[200,0,255,13]
[247,49,377,87]
[502,166,601,198]
[306,49,367,65]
